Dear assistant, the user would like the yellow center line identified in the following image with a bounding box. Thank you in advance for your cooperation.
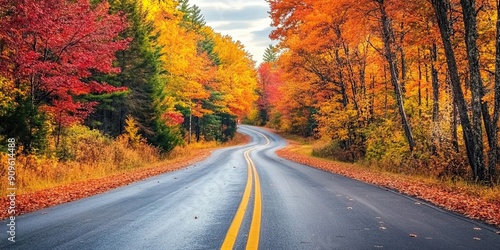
[221,129,270,250]
[246,156,261,249]
[221,150,253,250]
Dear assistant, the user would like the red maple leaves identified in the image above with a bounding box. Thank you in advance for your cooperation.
[257,62,283,109]
[162,111,185,126]
[0,0,129,125]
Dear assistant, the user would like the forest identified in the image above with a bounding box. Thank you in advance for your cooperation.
[0,0,257,192]
[256,0,500,184]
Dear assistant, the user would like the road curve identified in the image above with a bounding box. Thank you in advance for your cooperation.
[2,125,500,249]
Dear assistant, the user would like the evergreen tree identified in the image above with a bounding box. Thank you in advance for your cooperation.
[87,0,182,152]
[178,0,206,30]
[263,45,278,63]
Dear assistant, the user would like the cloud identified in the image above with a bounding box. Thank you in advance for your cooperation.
[252,27,274,41]
[188,0,275,65]
[200,5,270,22]
[190,0,268,10]
[211,21,256,31]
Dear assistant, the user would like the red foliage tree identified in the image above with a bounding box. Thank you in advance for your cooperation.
[257,63,283,109]
[256,62,283,125]
[0,0,129,126]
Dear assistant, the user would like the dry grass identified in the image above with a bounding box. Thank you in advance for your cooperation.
[0,135,158,196]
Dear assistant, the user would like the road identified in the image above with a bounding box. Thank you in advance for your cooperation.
[2,125,500,249]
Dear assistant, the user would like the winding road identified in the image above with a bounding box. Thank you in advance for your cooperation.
[2,125,500,249]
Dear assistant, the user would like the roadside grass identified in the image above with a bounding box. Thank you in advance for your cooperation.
[276,135,500,227]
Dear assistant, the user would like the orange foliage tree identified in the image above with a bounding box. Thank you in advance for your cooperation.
[266,0,500,182]
[142,0,258,143]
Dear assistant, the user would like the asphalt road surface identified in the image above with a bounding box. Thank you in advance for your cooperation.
[2,125,500,249]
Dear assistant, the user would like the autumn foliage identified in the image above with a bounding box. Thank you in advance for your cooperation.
[0,0,257,153]
[0,0,258,211]
[0,0,128,127]
[263,0,500,184]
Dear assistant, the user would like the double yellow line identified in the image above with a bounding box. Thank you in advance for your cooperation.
[221,131,270,250]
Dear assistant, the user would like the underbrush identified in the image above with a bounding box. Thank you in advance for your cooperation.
[312,138,473,180]
[312,140,365,163]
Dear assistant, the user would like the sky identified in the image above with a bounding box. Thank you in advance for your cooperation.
[187,0,277,66]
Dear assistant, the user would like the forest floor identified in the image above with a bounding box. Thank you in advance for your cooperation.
[0,133,249,220]
[276,138,500,229]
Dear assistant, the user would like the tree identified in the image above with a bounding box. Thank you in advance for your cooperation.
[431,0,486,182]
[491,0,500,181]
[0,0,128,152]
[256,62,283,125]
[267,0,500,182]
[263,45,278,63]
[373,0,416,152]
[119,0,186,151]
[143,0,257,143]
[178,0,206,31]
[212,34,258,118]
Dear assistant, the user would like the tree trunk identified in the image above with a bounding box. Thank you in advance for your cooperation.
[371,75,375,123]
[460,0,487,182]
[431,0,485,182]
[400,48,407,94]
[425,64,430,108]
[399,22,407,94]
[418,48,422,111]
[335,49,350,108]
[452,100,459,152]
[195,116,200,142]
[490,0,500,182]
[378,0,416,152]
[384,66,388,117]
[431,44,440,122]
[342,44,360,114]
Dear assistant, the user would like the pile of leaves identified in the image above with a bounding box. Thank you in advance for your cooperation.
[0,149,212,220]
[277,142,500,228]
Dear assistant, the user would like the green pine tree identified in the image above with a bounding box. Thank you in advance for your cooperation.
[87,0,182,152]
[263,44,278,63]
